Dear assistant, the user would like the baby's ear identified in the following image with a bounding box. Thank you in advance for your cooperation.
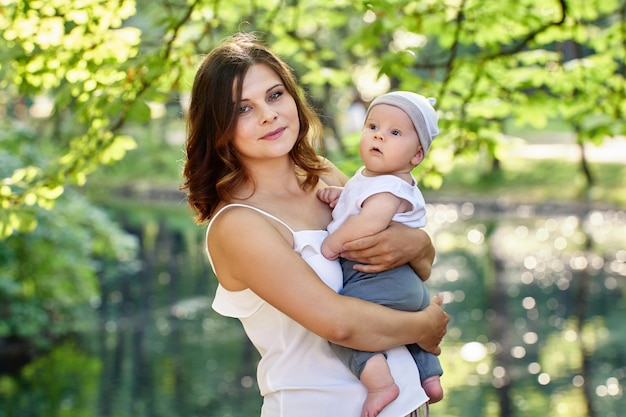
[411,148,425,166]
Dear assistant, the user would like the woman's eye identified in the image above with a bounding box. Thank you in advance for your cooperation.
[239,104,251,114]
[268,91,283,101]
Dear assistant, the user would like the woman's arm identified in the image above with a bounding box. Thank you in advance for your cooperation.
[340,223,436,279]
[209,207,447,353]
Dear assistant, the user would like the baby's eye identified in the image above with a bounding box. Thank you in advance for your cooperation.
[391,129,401,136]
[367,123,377,130]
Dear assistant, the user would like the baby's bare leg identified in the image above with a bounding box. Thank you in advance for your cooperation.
[422,375,444,403]
[359,353,400,417]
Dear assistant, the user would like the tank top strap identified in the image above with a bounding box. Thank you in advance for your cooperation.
[206,204,296,269]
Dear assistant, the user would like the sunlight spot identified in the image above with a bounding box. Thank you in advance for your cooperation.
[528,362,541,374]
[105,320,117,333]
[485,309,496,321]
[460,202,474,216]
[467,375,481,386]
[508,285,520,297]
[564,329,578,342]
[589,211,604,226]
[522,296,536,309]
[527,308,539,320]
[476,363,490,375]
[546,298,559,310]
[524,256,537,270]
[523,332,538,344]
[572,375,584,387]
[589,255,604,270]
[536,228,550,241]
[520,271,534,284]
[390,29,428,52]
[556,402,569,414]
[440,291,454,304]
[470,309,483,320]
[241,376,254,388]
[433,208,448,224]
[554,236,567,250]
[467,228,484,244]
[156,317,171,335]
[596,385,608,397]
[545,218,558,231]
[454,290,466,302]
[549,259,565,272]
[448,327,462,338]
[89,296,102,309]
[486,341,499,354]
[445,206,459,222]
[511,346,526,359]
[445,269,459,282]
[515,225,529,238]
[493,366,506,378]
[538,373,551,385]
[460,342,488,362]
[493,378,506,388]
[363,10,377,23]
[616,250,626,262]
[607,377,621,396]
[158,271,171,285]
[605,277,617,290]
[550,315,565,329]
[609,260,626,275]
[29,95,54,118]
[557,277,570,290]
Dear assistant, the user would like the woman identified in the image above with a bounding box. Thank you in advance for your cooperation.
[181,32,448,417]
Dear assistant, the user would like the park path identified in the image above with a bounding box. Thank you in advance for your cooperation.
[504,135,626,164]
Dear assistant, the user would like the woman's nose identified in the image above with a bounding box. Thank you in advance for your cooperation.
[260,106,278,124]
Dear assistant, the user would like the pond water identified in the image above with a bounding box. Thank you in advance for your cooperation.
[1,200,624,417]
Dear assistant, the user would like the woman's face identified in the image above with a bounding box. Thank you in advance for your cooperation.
[232,64,300,162]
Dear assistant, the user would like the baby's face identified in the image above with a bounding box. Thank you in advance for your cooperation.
[360,104,423,175]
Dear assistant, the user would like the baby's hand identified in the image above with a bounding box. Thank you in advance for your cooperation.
[316,186,343,208]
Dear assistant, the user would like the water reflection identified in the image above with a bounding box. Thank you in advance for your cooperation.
[1,202,624,417]
[425,201,625,417]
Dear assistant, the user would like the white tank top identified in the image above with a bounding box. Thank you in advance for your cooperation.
[208,204,428,417]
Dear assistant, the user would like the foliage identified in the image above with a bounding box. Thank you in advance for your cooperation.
[0,134,139,350]
[1,0,625,238]
[0,188,139,349]
[0,341,101,417]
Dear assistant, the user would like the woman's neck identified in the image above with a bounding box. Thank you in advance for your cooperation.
[234,157,303,200]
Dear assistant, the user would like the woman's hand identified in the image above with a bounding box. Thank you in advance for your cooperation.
[339,222,435,277]
[414,294,449,355]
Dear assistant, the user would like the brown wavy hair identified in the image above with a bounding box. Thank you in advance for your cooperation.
[181,32,326,223]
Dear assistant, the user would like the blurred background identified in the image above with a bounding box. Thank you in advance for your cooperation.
[1,0,625,416]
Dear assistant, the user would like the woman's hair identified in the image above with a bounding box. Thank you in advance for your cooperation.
[181,32,326,223]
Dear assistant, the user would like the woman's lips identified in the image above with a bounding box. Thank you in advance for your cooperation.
[261,127,286,140]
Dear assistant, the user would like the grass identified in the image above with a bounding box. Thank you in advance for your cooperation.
[433,155,626,208]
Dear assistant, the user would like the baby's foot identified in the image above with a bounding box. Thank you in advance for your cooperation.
[422,375,444,403]
[361,383,400,417]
